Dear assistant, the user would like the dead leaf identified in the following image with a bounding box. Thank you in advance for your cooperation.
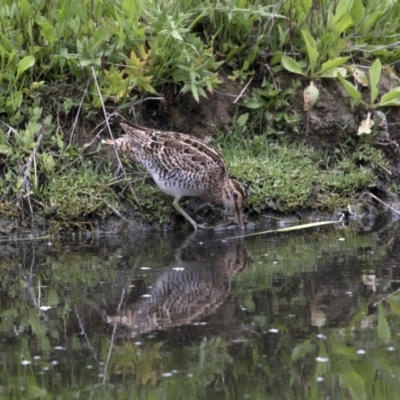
[303,81,319,111]
[353,68,369,87]
[358,111,374,135]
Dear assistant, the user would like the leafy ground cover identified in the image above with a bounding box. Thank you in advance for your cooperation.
[1,0,400,230]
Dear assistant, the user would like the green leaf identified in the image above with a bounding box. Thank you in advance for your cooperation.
[38,21,57,47]
[369,58,382,104]
[317,67,348,79]
[340,370,366,400]
[350,0,365,25]
[301,30,319,74]
[301,29,317,50]
[387,292,400,315]
[319,57,350,74]
[57,0,79,36]
[7,91,23,111]
[237,113,249,126]
[337,73,361,102]
[333,15,353,34]
[20,0,33,18]
[0,144,12,155]
[334,0,353,20]
[243,97,263,109]
[387,293,400,314]
[377,303,391,343]
[16,55,35,81]
[291,339,312,361]
[307,47,319,76]
[371,87,379,106]
[0,32,13,52]
[281,55,305,76]
[359,11,382,34]
[378,88,400,107]
[332,0,354,33]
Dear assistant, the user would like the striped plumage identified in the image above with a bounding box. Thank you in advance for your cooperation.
[103,122,247,231]
[107,238,249,333]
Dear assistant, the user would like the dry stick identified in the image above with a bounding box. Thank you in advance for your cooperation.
[369,192,400,216]
[233,76,253,104]
[106,202,130,224]
[75,308,97,360]
[374,286,400,307]
[69,80,90,145]
[90,66,141,209]
[376,162,392,175]
[16,125,45,221]
[103,287,126,385]
[81,109,122,151]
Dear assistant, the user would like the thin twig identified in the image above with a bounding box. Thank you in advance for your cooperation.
[130,96,164,105]
[103,287,126,384]
[374,286,400,307]
[233,76,253,104]
[16,125,46,218]
[69,79,90,145]
[80,110,121,152]
[376,162,392,175]
[75,308,97,360]
[106,202,130,224]
[369,192,400,216]
[90,66,141,207]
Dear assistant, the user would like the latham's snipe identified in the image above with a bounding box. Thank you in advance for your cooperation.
[103,123,247,231]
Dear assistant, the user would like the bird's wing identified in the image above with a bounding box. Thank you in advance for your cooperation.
[120,123,227,177]
[152,134,227,177]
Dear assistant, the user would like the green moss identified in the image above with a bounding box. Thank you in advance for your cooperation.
[109,140,388,224]
[225,142,383,214]
[41,163,119,221]
[126,175,174,225]
[0,0,399,230]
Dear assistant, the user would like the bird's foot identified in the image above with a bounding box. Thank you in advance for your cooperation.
[196,223,214,230]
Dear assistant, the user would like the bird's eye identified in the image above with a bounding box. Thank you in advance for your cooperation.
[233,193,238,199]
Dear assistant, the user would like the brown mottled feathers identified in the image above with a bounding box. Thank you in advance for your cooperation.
[120,122,228,180]
[104,122,247,230]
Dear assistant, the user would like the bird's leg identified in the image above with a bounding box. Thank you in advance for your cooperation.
[172,198,199,231]
[172,198,212,232]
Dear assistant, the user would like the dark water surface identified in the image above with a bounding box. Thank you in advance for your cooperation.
[1,220,400,399]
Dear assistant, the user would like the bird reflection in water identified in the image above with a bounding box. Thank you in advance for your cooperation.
[106,237,249,335]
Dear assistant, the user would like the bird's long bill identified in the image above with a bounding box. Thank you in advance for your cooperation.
[235,209,245,230]
[102,139,115,146]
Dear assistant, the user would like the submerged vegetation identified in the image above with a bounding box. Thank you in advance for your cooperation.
[1,0,400,230]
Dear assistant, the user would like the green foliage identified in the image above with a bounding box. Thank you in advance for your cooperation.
[42,162,119,221]
[338,58,400,109]
[225,141,382,213]
[127,172,173,225]
[0,109,118,226]
[236,77,301,138]
[281,44,349,79]
[1,0,400,225]
[279,0,400,109]
[281,0,400,62]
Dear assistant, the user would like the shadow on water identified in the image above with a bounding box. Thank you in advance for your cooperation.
[1,219,400,399]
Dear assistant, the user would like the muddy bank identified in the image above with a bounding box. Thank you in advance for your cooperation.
[1,71,400,237]
[1,195,400,238]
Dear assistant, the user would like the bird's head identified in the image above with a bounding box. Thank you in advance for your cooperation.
[223,178,248,229]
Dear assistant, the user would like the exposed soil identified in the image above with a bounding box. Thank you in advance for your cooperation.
[135,70,400,179]
[2,70,400,237]
[127,70,400,232]
[139,73,243,137]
